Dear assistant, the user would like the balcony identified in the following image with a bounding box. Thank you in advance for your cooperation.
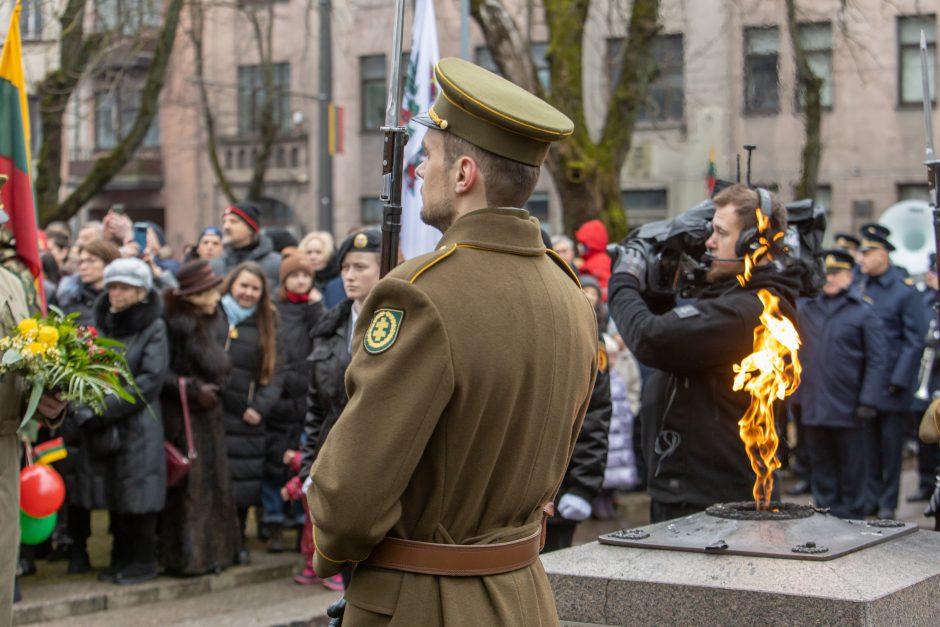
[218,132,310,186]
[68,148,163,192]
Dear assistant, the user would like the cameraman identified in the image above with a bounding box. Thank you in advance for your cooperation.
[608,184,801,523]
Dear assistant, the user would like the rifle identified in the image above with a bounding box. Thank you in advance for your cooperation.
[379,0,409,278]
[919,29,940,531]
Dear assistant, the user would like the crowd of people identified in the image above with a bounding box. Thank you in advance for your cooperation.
[11,190,939,600]
[8,202,651,596]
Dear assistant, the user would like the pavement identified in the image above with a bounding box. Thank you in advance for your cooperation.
[13,461,936,625]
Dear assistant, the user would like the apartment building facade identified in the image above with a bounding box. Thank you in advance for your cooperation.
[10,0,939,252]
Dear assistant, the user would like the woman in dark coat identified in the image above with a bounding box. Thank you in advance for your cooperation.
[262,251,322,551]
[295,229,380,587]
[219,261,281,564]
[71,258,169,585]
[159,260,240,575]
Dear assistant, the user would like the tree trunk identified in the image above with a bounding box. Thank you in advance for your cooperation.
[245,5,278,202]
[39,0,185,226]
[34,0,103,220]
[470,0,659,241]
[786,0,823,201]
[189,0,236,204]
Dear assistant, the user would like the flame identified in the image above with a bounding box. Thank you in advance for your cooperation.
[732,289,802,510]
[736,208,785,287]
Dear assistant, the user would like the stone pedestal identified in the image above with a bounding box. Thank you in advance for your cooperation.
[542,530,940,626]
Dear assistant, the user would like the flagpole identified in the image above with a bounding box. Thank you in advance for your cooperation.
[460,0,469,59]
[317,0,334,234]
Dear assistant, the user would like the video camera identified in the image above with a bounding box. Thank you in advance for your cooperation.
[615,194,827,300]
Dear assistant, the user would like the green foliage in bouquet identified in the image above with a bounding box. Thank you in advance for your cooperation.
[0,305,141,430]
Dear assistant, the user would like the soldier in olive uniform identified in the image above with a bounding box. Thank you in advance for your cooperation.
[0,179,67,620]
[857,228,926,519]
[307,58,598,625]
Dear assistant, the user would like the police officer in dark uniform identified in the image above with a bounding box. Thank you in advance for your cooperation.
[910,253,940,502]
[857,229,926,519]
[797,249,886,518]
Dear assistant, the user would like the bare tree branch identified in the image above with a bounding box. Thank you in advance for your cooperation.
[786,0,823,201]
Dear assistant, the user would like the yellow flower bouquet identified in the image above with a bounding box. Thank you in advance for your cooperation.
[0,306,138,430]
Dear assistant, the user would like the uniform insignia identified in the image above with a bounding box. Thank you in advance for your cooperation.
[598,346,608,372]
[673,304,701,319]
[354,233,369,249]
[863,295,874,305]
[364,308,404,354]
[904,277,914,286]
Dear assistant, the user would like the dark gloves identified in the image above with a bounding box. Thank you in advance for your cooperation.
[608,240,652,292]
[926,479,940,518]
[888,385,905,397]
[193,382,221,409]
[855,405,878,421]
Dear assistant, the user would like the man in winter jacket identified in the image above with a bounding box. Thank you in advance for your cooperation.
[210,202,282,290]
[608,184,799,523]
[796,249,886,518]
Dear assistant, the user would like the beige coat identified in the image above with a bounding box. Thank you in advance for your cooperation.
[1,267,29,623]
[308,208,598,626]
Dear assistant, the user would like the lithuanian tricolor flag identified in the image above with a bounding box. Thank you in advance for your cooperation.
[1,1,41,281]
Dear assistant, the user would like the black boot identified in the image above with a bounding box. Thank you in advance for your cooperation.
[266,523,284,553]
[67,544,91,574]
[113,513,158,585]
[98,513,129,582]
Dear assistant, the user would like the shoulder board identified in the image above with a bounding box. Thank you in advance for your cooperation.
[904,277,915,287]
[408,244,459,284]
[546,249,582,287]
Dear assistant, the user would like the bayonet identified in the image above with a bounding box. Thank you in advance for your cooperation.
[379,0,408,277]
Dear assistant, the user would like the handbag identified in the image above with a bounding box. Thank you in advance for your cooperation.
[165,376,197,488]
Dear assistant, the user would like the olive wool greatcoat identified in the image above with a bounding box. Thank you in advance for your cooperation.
[308,208,598,626]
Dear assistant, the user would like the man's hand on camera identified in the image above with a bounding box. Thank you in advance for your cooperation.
[609,241,650,292]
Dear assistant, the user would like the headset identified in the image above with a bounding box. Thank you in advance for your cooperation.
[705,187,775,263]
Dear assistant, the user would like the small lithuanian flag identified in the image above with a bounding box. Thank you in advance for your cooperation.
[33,437,67,465]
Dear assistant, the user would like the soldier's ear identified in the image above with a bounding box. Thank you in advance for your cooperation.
[453,155,479,196]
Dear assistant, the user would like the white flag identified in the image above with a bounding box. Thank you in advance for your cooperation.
[400,0,442,259]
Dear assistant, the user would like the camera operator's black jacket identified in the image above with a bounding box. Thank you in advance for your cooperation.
[608,265,801,510]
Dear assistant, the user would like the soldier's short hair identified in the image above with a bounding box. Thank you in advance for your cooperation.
[442,133,540,209]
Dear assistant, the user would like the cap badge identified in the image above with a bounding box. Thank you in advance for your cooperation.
[354,233,369,249]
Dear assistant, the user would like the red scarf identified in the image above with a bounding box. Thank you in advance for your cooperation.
[285,290,308,304]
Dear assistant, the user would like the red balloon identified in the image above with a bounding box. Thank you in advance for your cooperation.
[20,464,65,518]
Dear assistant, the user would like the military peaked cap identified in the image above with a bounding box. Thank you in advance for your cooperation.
[413,57,574,167]
[822,248,855,272]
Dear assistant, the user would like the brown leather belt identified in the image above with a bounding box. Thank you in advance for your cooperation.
[363,503,554,577]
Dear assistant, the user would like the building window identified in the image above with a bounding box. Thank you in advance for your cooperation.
[475,46,500,75]
[474,44,550,91]
[361,55,386,131]
[27,96,42,157]
[95,0,162,35]
[237,63,291,135]
[898,183,930,202]
[94,85,160,150]
[361,196,384,225]
[744,27,780,115]
[525,192,549,224]
[814,184,832,210]
[607,35,684,123]
[20,0,43,40]
[796,22,833,110]
[899,15,937,106]
[621,189,668,226]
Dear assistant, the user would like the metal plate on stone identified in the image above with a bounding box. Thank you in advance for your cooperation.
[598,511,918,561]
